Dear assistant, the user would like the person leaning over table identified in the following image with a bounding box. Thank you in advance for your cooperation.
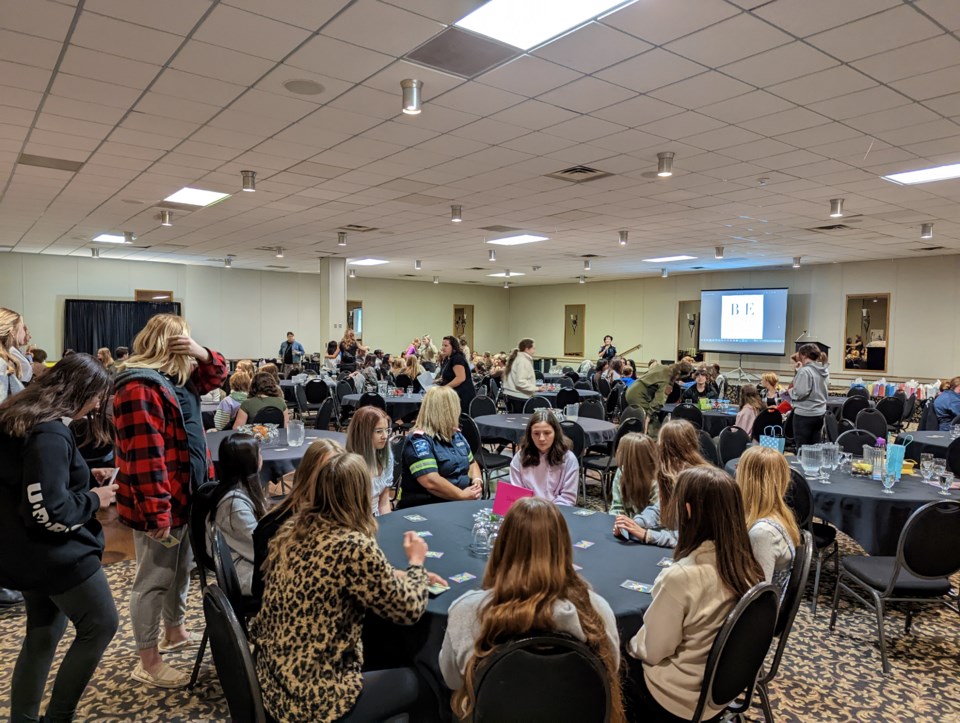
[933,376,960,431]
[502,338,538,413]
[397,385,482,508]
[437,335,476,411]
[625,360,694,426]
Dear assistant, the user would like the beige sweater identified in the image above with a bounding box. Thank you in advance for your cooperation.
[503,351,538,399]
[628,541,734,720]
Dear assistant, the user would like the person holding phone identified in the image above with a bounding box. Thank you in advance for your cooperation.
[598,335,617,361]
[0,353,120,723]
[113,314,228,688]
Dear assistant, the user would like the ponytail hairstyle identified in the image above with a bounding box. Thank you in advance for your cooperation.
[503,338,534,379]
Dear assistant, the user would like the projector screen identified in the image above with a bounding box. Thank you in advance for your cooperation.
[699,288,789,356]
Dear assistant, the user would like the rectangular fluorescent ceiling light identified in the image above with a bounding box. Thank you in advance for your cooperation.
[455,0,630,50]
[163,187,231,206]
[92,233,127,244]
[643,255,697,263]
[487,234,548,246]
[882,163,960,185]
[348,258,389,266]
[487,272,526,278]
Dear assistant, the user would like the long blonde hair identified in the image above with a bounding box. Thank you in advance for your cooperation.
[403,354,422,380]
[657,419,708,529]
[120,313,193,385]
[415,385,461,442]
[0,308,24,377]
[453,497,624,722]
[264,452,375,574]
[347,406,391,476]
[615,433,659,514]
[734,446,801,545]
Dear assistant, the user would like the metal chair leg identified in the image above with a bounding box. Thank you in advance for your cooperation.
[810,553,824,615]
[828,572,843,630]
[757,680,774,723]
[188,628,209,689]
[873,593,890,675]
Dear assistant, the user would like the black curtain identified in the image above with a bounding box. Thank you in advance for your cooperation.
[63,299,182,355]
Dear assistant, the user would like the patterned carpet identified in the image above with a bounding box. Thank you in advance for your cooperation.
[2,515,959,722]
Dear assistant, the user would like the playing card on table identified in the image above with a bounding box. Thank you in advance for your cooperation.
[415,531,432,537]
[572,540,595,549]
[572,509,597,516]
[657,557,674,567]
[403,514,427,522]
[450,572,477,583]
[427,582,450,595]
[573,564,583,571]
[425,550,444,558]
[621,580,654,593]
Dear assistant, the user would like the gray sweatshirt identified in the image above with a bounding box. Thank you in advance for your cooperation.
[439,588,620,691]
[791,362,829,416]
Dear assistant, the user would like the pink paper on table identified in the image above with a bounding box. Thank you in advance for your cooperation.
[492,481,534,516]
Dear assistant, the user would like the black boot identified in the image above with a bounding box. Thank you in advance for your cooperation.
[0,587,24,606]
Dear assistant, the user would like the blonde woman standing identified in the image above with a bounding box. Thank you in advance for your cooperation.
[0,308,27,403]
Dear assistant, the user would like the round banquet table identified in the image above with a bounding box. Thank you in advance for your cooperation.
[661,403,737,437]
[541,373,568,384]
[474,413,616,447]
[342,392,424,419]
[534,388,602,406]
[724,456,948,556]
[206,428,345,465]
[898,431,952,460]
[279,377,336,389]
[362,500,663,719]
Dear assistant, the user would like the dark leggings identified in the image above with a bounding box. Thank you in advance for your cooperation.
[505,395,527,413]
[11,567,119,723]
[793,413,825,448]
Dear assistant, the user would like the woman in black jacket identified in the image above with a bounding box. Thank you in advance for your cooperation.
[0,354,119,723]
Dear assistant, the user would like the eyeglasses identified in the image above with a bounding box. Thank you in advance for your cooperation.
[373,428,390,436]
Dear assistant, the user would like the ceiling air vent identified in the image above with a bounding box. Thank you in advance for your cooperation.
[405,26,518,79]
[17,153,84,173]
[338,224,378,233]
[479,225,521,233]
[545,166,612,183]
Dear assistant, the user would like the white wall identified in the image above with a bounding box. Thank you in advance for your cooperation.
[507,255,960,381]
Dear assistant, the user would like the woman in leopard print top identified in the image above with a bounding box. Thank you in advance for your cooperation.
[251,451,443,722]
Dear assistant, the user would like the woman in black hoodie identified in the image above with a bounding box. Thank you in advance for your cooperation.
[0,354,119,723]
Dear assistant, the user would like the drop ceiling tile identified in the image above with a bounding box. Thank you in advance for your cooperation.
[544,115,626,143]
[649,72,752,110]
[590,128,669,154]
[916,0,960,31]
[538,76,635,114]
[1,0,77,40]
[638,111,725,140]
[0,29,62,70]
[0,86,42,113]
[681,125,765,152]
[487,100,578,132]
[807,6,942,62]
[433,82,524,117]
[754,0,899,39]
[845,103,942,134]
[666,13,792,67]
[21,142,89,163]
[533,21,650,74]
[0,105,33,127]
[720,42,839,89]
[362,60,464,103]
[603,0,740,45]
[193,4,311,61]
[448,117,529,145]
[170,41,275,87]
[697,91,794,125]
[35,113,112,141]
[60,46,161,90]
[0,60,53,93]
[774,123,864,148]
[499,132,576,155]
[924,92,960,118]
[296,106,382,135]
[808,86,911,122]
[596,49,707,94]
[322,0,443,56]
[49,73,142,110]
[134,92,220,124]
[71,13,183,64]
[768,66,876,105]
[477,55,580,97]
[152,68,245,107]
[222,0,344,30]
[740,107,828,136]
[873,119,960,147]
[890,66,960,102]
[851,35,960,84]
[121,113,200,140]
[593,95,685,128]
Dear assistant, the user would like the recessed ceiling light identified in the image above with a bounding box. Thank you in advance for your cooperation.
[487,233,548,246]
[283,79,325,95]
[92,233,128,244]
[488,271,525,277]
[348,258,389,266]
[455,0,631,50]
[882,162,960,185]
[164,187,231,206]
[643,255,696,263]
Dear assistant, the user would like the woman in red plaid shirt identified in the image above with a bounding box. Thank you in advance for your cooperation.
[113,314,227,688]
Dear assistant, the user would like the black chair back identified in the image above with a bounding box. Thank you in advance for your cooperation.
[565,371,580,383]
[900,395,916,424]
[336,379,355,403]
[578,401,605,420]
[252,405,284,427]
[523,396,551,413]
[202,586,266,723]
[693,583,779,722]
[534,370,544,382]
[618,405,646,429]
[304,379,329,404]
[948,438,960,477]
[847,386,869,398]
[605,386,622,420]
[559,420,585,459]
[898,501,960,581]
[293,384,310,414]
[313,397,334,430]
[786,469,814,531]
[718,426,750,466]
[574,380,591,390]
[613,417,646,453]
[394,374,413,390]
[556,388,579,408]
[458,414,483,458]
[836,429,877,455]
[558,376,575,389]
[469,395,498,419]
[597,377,611,397]
[855,408,888,439]
[777,530,813,636]
[698,429,721,467]
[211,529,246,624]
[673,402,703,429]
[918,400,940,431]
[751,408,784,441]
[822,411,839,442]
[876,397,904,426]
[837,418,855,436]
[281,384,298,406]
[188,482,218,587]
[841,395,870,423]
[357,392,387,411]
[390,436,405,496]
[472,632,609,723]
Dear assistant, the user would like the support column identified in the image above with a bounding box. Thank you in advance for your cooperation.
[318,257,347,344]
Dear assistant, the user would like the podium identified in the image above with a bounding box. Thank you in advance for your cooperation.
[795,340,830,357]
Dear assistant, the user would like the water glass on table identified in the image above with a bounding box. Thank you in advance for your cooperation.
[287,419,305,447]
[819,443,839,483]
[933,459,946,480]
[920,453,935,481]
[939,472,955,496]
[881,472,897,494]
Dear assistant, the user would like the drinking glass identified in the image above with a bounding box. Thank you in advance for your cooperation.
[881,472,896,494]
[565,403,579,421]
[839,451,853,474]
[952,424,960,440]
[933,459,946,480]
[799,445,822,481]
[939,472,955,496]
[470,518,490,556]
[820,443,839,484]
[920,453,935,481]
[377,381,388,396]
[287,419,305,447]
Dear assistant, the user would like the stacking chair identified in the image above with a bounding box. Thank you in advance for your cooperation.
[202,585,267,723]
[335,380,356,430]
[252,406,285,427]
[876,396,905,433]
[946,437,960,477]
[312,398,334,431]
[556,387,579,409]
[847,386,870,398]
[755,531,814,723]
[751,408,784,441]
[618,405,646,430]
[672,402,703,430]
[596,377,611,398]
[389,436,405,509]
[836,429,877,456]
[558,376,575,389]
[469,395,498,419]
[604,385,623,422]
[211,529,257,631]
[822,412,839,442]
[841,395,870,424]
[856,408,888,440]
[918,400,940,431]
[577,400,605,421]
[829,501,960,674]
[789,470,838,614]
[356,392,387,411]
[717,426,750,466]
[698,429,721,467]
[559,420,585,460]
[523,396,551,413]
[472,633,609,723]
[303,378,330,408]
[782,411,796,452]
[899,395,916,430]
[187,482,218,689]
[460,414,511,497]
[689,583,780,723]
[574,380,592,391]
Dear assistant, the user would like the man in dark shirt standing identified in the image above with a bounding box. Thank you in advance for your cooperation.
[279,332,304,375]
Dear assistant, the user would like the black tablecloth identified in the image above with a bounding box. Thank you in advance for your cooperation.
[342,393,424,419]
[206,428,345,464]
[898,431,951,460]
[535,388,602,406]
[542,374,568,384]
[474,414,616,447]
[724,457,946,555]
[661,403,737,437]
[363,500,663,718]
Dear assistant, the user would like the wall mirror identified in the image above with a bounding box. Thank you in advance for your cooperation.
[843,294,890,372]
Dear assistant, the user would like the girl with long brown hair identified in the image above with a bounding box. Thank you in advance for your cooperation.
[609,433,663,543]
[627,466,763,721]
[734,383,763,435]
[735,446,801,596]
[441,497,624,722]
[233,371,288,428]
[508,409,579,505]
[251,452,445,722]
[347,406,394,515]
